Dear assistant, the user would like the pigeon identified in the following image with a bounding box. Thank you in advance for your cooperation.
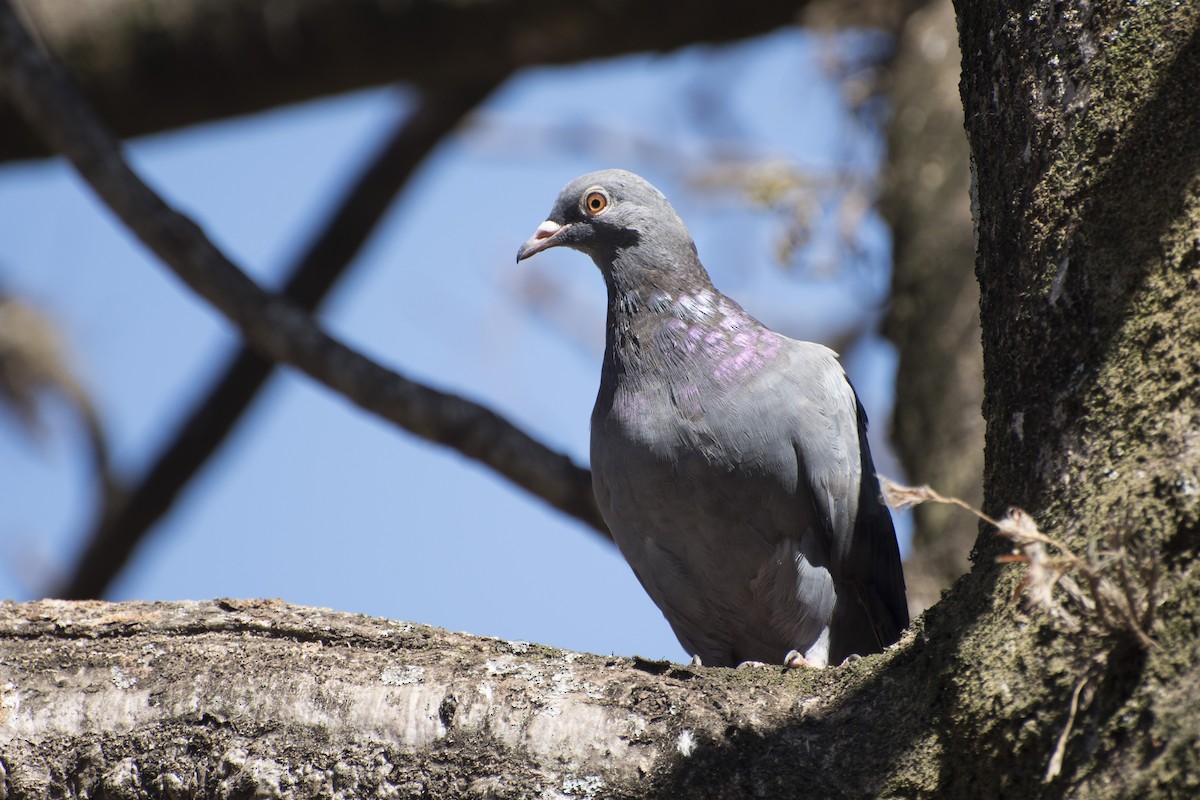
[517,169,907,668]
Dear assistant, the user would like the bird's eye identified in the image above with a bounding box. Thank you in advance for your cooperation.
[584,190,609,215]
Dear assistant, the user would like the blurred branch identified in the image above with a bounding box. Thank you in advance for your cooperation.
[0,294,112,486]
[693,161,877,279]
[1,0,807,162]
[877,0,981,616]
[55,82,506,601]
[474,114,881,279]
[0,2,611,591]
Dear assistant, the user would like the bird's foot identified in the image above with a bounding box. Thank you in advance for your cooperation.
[734,651,823,670]
[735,660,772,670]
[687,654,704,669]
[784,649,822,670]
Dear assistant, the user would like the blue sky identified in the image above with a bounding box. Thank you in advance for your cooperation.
[0,29,906,662]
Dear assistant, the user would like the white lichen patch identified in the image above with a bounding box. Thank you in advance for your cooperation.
[579,681,606,700]
[677,729,697,757]
[139,643,165,659]
[380,664,424,686]
[110,666,137,689]
[562,775,606,798]
[102,757,140,794]
[483,656,544,684]
[0,682,15,716]
[549,669,581,695]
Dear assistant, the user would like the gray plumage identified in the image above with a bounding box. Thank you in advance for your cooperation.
[517,169,907,667]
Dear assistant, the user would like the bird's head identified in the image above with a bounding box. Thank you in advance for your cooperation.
[516,170,701,281]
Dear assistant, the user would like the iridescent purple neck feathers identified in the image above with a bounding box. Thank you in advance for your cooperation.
[606,285,782,387]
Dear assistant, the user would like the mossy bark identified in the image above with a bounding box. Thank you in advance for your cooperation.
[956,0,1200,795]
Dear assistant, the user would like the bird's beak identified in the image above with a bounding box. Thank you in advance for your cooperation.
[516,220,568,262]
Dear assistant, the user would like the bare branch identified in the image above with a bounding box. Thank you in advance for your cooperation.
[55,81,510,601]
[0,0,809,162]
[0,2,610,552]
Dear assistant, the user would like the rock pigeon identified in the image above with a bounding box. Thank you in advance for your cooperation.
[517,169,907,667]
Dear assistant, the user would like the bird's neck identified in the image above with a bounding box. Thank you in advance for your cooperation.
[600,263,767,386]
[603,253,695,358]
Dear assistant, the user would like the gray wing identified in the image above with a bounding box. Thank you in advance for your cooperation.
[661,337,907,664]
[783,342,909,661]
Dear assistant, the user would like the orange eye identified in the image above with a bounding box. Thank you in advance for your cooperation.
[584,191,608,215]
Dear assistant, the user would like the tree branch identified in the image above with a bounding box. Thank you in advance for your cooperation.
[0,599,914,799]
[0,1,609,546]
[55,81,509,601]
[1,0,807,162]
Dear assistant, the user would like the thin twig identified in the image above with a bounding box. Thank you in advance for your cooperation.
[1044,674,1088,782]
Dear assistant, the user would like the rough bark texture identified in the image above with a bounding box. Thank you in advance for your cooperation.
[880,0,984,616]
[1,0,806,161]
[956,0,1200,795]
[0,599,919,799]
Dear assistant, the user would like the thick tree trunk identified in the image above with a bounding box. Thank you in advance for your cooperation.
[953,0,1200,794]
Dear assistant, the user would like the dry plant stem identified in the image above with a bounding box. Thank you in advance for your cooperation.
[0,1,610,540]
[880,477,1157,650]
[880,477,1006,529]
[1044,675,1088,782]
